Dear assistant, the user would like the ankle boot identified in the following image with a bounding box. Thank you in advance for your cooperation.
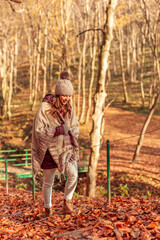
[64,199,74,214]
[44,208,51,217]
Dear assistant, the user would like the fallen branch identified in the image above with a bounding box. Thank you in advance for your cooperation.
[54,221,99,238]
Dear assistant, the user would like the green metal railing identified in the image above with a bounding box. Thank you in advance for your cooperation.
[0,149,34,198]
[0,146,111,204]
[0,148,88,200]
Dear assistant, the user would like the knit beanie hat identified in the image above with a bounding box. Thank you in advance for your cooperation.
[54,71,74,96]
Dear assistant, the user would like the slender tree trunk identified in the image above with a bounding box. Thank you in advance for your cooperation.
[87,0,118,197]
[49,50,54,92]
[21,13,34,104]
[112,47,117,75]
[76,22,82,119]
[79,0,90,124]
[149,55,157,108]
[119,28,129,103]
[1,38,8,117]
[13,30,18,94]
[140,33,145,108]
[79,36,87,123]
[42,20,48,97]
[126,31,131,74]
[132,93,160,162]
[60,0,71,70]
[131,24,137,82]
[31,13,42,110]
[7,45,14,118]
[77,54,82,119]
[85,32,97,124]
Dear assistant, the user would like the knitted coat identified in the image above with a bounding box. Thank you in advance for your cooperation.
[31,101,79,176]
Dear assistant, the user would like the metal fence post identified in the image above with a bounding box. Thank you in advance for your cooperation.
[25,149,28,166]
[32,176,35,200]
[107,140,111,204]
[0,156,3,174]
[32,162,35,200]
[5,160,8,194]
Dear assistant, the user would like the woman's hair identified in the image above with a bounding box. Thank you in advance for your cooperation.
[47,95,72,119]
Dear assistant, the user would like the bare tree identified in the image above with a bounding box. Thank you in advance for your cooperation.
[138,0,160,103]
[85,31,97,124]
[118,27,129,103]
[87,0,118,197]
[41,19,48,97]
[132,92,159,162]
[79,0,90,124]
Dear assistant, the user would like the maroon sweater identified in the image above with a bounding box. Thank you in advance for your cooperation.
[41,125,65,169]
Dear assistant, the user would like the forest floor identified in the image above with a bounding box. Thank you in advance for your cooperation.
[0,95,160,239]
[0,187,160,239]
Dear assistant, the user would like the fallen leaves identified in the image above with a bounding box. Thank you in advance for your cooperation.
[0,187,160,239]
[147,222,159,229]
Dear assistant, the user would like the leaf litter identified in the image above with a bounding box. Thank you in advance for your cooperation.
[0,187,160,239]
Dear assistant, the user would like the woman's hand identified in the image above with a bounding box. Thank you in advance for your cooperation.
[54,124,70,137]
[62,124,70,134]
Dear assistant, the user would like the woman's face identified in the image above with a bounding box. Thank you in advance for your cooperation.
[59,95,71,105]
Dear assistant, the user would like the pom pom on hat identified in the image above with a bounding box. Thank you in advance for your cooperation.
[60,71,70,80]
[55,71,74,96]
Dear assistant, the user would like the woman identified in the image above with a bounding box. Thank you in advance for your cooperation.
[31,71,79,217]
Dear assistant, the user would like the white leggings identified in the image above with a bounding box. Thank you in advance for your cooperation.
[42,161,78,208]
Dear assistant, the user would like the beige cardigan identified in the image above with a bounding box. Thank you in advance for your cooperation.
[31,102,79,176]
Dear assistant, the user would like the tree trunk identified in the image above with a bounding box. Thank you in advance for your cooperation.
[48,47,54,93]
[7,44,14,118]
[79,0,90,124]
[119,28,129,103]
[21,12,34,104]
[1,38,8,117]
[140,32,146,108]
[130,24,137,82]
[132,93,160,163]
[87,0,118,197]
[85,32,97,124]
[79,37,87,123]
[31,27,41,110]
[112,46,117,75]
[126,31,131,74]
[31,9,42,110]
[13,30,18,94]
[77,54,82,119]
[150,56,157,107]
[42,19,48,97]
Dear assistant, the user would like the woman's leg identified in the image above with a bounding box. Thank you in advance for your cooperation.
[42,168,57,209]
[64,161,78,200]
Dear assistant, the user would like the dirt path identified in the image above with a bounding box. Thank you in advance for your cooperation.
[78,107,160,195]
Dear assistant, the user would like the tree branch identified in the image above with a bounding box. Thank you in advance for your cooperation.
[6,0,15,12]
[76,28,103,37]
[6,0,23,12]
[8,0,22,3]
[104,98,116,112]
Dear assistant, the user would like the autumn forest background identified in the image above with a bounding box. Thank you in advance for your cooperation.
[0,0,160,239]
